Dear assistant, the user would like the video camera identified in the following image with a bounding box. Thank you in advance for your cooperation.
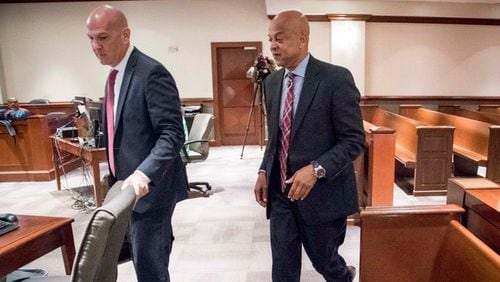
[248,54,276,83]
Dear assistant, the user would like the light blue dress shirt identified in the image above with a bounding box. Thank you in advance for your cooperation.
[279,54,310,124]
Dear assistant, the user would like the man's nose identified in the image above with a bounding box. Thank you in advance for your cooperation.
[91,41,101,50]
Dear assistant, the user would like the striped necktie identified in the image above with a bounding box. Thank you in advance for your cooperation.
[106,69,118,176]
[279,72,294,192]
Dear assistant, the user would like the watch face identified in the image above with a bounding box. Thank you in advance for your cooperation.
[314,166,326,178]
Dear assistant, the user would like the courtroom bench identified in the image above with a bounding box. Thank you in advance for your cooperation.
[479,104,500,114]
[354,121,395,207]
[360,205,500,282]
[400,105,500,183]
[447,177,500,253]
[350,121,396,225]
[438,105,500,125]
[361,105,454,196]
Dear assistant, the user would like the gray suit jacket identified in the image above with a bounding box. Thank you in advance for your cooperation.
[260,55,365,225]
[104,48,188,213]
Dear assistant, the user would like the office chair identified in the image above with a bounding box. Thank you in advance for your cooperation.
[181,113,214,196]
[28,99,50,104]
[25,181,135,282]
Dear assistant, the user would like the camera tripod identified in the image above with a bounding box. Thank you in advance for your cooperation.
[240,79,267,159]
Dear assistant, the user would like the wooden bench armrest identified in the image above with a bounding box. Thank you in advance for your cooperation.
[363,120,395,134]
[361,204,464,217]
[454,145,487,165]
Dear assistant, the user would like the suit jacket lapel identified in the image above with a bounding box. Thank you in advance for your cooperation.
[291,57,320,141]
[267,69,285,145]
[115,47,138,128]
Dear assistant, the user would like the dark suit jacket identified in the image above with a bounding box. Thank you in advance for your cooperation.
[260,55,365,225]
[104,48,188,213]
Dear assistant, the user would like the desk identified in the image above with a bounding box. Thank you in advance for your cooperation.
[0,215,75,276]
[51,136,107,207]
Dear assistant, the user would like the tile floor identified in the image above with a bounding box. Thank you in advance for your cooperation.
[0,146,449,282]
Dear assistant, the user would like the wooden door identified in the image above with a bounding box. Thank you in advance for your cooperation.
[211,42,262,145]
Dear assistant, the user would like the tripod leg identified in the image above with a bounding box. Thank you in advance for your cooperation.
[258,83,267,150]
[240,83,259,159]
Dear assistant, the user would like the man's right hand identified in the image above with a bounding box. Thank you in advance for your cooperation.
[254,172,268,207]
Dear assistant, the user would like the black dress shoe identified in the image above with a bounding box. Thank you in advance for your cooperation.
[347,265,356,282]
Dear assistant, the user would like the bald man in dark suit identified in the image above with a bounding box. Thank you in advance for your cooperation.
[87,5,187,281]
[254,10,365,282]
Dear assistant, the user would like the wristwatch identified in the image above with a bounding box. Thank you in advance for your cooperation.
[311,161,326,179]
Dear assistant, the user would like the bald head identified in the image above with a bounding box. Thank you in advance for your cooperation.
[7,97,19,110]
[87,5,128,32]
[271,10,309,40]
[86,5,130,67]
[268,10,309,69]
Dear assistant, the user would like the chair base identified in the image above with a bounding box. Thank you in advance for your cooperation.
[188,182,211,196]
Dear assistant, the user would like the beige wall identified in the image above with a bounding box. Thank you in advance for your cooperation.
[0,0,271,102]
[0,0,331,103]
[267,0,500,18]
[267,0,500,97]
[365,23,500,96]
[0,0,499,103]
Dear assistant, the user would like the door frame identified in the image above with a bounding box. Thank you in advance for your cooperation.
[211,41,262,146]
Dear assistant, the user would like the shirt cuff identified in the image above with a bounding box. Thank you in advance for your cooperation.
[134,170,151,183]
[258,169,267,175]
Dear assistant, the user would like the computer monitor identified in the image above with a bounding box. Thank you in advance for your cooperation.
[73,96,88,107]
[72,96,92,123]
[87,101,103,137]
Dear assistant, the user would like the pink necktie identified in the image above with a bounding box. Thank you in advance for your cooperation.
[279,72,294,192]
[106,69,118,176]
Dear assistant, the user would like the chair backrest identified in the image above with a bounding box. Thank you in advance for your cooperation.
[71,181,135,282]
[187,113,214,155]
[29,98,50,104]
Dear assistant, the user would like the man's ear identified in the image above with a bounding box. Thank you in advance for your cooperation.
[122,27,131,42]
[299,34,307,48]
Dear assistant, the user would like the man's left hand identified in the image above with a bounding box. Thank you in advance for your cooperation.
[286,164,317,201]
[123,171,150,199]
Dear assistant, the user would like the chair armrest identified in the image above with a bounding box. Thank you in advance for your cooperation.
[182,139,210,163]
[184,139,210,146]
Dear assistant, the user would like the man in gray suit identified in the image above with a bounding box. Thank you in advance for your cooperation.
[254,10,365,282]
[86,5,187,281]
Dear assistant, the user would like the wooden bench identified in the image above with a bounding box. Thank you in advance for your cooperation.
[0,115,54,181]
[360,205,500,282]
[447,178,500,253]
[438,105,500,125]
[479,104,500,114]
[361,105,454,196]
[400,105,500,183]
[354,121,395,207]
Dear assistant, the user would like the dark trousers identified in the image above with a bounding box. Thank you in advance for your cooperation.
[269,180,351,282]
[123,205,176,282]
